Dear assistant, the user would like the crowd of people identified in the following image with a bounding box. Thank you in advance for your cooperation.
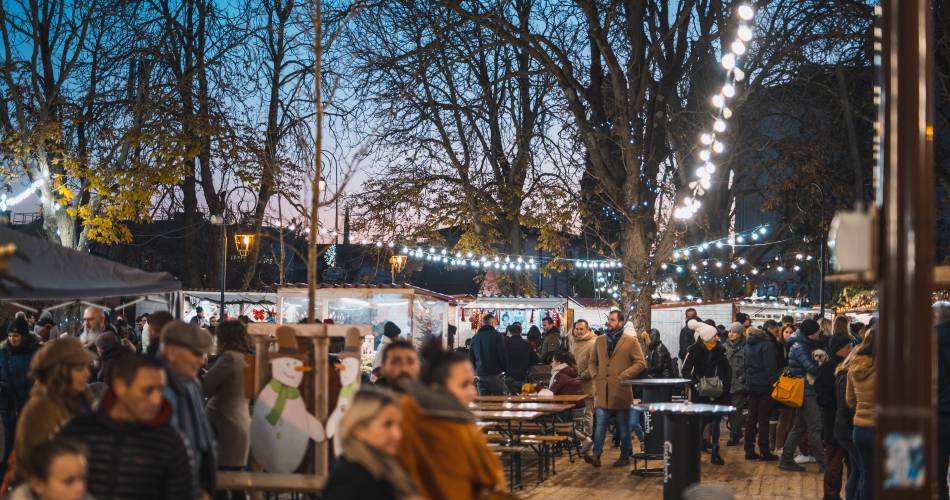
[1,302,949,499]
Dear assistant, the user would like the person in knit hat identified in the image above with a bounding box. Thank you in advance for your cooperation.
[682,319,732,465]
[724,322,748,447]
[374,321,402,369]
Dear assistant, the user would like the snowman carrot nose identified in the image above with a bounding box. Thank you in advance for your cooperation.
[294,365,313,373]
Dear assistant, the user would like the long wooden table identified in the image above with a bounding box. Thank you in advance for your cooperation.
[476,394,589,403]
[471,402,575,413]
[217,471,325,494]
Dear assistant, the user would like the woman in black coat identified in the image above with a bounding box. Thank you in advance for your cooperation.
[681,320,732,466]
[645,329,674,378]
[322,388,418,500]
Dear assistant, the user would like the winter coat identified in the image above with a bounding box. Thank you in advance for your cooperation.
[834,368,855,445]
[322,456,400,500]
[469,326,509,377]
[645,339,674,379]
[539,328,562,364]
[678,325,695,361]
[681,340,732,405]
[815,354,845,444]
[203,350,251,468]
[549,366,585,408]
[164,365,217,494]
[58,390,197,499]
[572,333,597,394]
[786,330,821,397]
[744,329,780,396]
[723,337,747,394]
[505,334,541,381]
[938,320,950,415]
[0,337,39,412]
[13,384,93,480]
[586,330,646,410]
[397,387,506,500]
[846,354,876,427]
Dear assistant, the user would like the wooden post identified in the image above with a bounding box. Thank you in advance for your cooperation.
[876,1,935,497]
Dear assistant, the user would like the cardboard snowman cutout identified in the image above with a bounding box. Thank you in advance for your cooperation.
[324,328,362,446]
[250,326,326,473]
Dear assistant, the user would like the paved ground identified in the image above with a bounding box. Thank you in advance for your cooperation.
[515,439,824,499]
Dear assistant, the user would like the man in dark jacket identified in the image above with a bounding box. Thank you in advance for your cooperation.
[935,301,950,500]
[505,323,540,393]
[743,327,780,461]
[678,308,699,362]
[779,319,826,472]
[539,317,561,363]
[159,321,217,495]
[469,314,509,395]
[59,353,197,499]
[816,333,854,500]
[645,329,673,378]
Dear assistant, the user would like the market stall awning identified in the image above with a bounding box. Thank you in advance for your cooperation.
[0,226,181,300]
[460,296,567,310]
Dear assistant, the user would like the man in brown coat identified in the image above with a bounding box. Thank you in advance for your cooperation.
[571,319,597,438]
[584,310,646,467]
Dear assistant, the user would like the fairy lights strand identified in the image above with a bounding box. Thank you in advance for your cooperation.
[674,3,756,220]
[0,180,43,212]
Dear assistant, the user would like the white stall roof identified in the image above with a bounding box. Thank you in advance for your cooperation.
[460,296,566,310]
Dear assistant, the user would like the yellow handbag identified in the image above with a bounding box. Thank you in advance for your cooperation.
[771,369,805,408]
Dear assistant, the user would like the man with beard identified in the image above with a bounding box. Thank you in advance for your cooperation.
[375,339,420,392]
[80,306,115,350]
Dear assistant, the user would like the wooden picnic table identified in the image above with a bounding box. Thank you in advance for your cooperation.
[217,471,325,493]
[472,410,546,421]
[471,402,575,413]
[475,394,589,403]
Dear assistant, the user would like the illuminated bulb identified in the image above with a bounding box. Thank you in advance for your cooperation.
[699,149,711,161]
[751,233,759,241]
[736,235,744,243]
[676,266,684,273]
[776,265,785,272]
[793,265,801,272]
[751,268,759,275]
[661,263,668,270]
[673,251,681,260]
[715,261,723,268]
[738,4,754,20]
[722,84,736,98]
[737,25,753,42]
[759,227,768,235]
[704,162,716,173]
[690,264,698,271]
[796,254,804,260]
[739,258,747,264]
[700,133,712,145]
[721,53,736,70]
[712,141,724,153]
[730,263,738,270]
[731,40,746,55]
[712,94,725,108]
[733,68,746,81]
[714,119,726,132]
[722,106,733,119]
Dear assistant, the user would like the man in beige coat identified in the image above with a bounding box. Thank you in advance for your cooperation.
[584,310,646,467]
[571,319,597,438]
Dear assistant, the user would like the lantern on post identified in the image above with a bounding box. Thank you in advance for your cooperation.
[235,234,255,257]
[389,254,407,284]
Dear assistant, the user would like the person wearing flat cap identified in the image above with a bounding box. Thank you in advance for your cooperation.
[159,320,217,496]
[13,337,95,482]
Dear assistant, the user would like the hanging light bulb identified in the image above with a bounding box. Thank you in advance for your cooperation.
[722,106,733,119]
[704,161,716,173]
[700,133,712,145]
[737,24,753,42]
[712,94,725,108]
[733,68,746,82]
[731,40,746,56]
[712,141,724,153]
[722,84,736,98]
[738,4,755,20]
[751,268,759,275]
[699,149,711,161]
[661,263,668,270]
[721,53,736,70]
[714,119,726,132]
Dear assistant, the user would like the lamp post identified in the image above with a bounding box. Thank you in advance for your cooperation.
[210,187,257,320]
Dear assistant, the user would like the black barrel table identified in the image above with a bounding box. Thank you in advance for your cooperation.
[621,378,691,475]
[647,402,735,500]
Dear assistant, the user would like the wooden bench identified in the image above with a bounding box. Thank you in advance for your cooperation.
[488,444,528,490]
[486,433,570,481]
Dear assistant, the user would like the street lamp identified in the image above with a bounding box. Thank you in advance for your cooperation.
[211,186,258,320]
[389,254,407,284]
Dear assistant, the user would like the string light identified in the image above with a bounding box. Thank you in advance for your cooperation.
[675,3,755,220]
[0,180,44,212]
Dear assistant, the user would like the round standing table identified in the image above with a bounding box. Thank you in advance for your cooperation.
[621,378,691,475]
[647,402,735,500]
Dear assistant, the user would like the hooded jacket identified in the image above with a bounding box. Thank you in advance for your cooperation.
[58,390,197,499]
[723,336,746,394]
[678,323,696,361]
[539,327,562,364]
[743,328,780,395]
[549,366,585,408]
[786,329,821,396]
[0,335,39,412]
[397,384,506,500]
[846,354,876,427]
[468,325,508,377]
[645,330,674,379]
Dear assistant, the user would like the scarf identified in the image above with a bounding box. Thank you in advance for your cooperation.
[266,378,301,425]
[704,339,718,351]
[548,362,567,389]
[606,327,623,358]
[344,438,420,500]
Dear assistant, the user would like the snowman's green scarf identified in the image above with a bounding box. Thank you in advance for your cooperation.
[266,378,301,425]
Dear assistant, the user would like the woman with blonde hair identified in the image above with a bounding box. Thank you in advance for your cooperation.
[323,388,418,500]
